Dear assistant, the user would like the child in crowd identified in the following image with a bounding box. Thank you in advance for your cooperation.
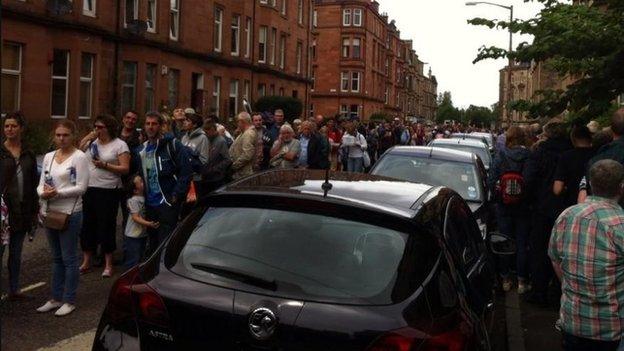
[123,174,158,270]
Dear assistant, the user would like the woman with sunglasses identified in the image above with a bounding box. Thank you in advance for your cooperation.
[78,115,129,278]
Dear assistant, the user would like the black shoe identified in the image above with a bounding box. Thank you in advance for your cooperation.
[92,256,104,267]
[524,292,548,307]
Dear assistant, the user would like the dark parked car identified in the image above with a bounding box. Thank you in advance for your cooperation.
[371,146,493,239]
[93,170,511,351]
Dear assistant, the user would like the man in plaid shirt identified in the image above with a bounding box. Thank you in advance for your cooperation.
[549,160,624,351]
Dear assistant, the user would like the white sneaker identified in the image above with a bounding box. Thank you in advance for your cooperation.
[54,303,76,317]
[36,300,62,313]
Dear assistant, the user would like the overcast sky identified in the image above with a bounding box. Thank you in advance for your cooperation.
[379,0,544,109]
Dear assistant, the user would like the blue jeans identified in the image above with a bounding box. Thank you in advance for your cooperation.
[496,205,530,280]
[0,230,27,294]
[347,157,364,173]
[46,212,82,304]
[123,236,146,271]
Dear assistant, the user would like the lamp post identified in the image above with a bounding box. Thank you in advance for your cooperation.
[466,1,514,125]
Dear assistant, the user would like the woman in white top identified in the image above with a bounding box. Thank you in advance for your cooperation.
[78,115,130,278]
[36,120,90,317]
[340,119,368,173]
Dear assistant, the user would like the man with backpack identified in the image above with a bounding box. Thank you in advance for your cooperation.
[523,119,572,306]
[488,126,531,294]
[139,112,192,255]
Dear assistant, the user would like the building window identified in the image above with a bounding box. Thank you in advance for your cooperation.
[342,38,350,58]
[125,0,138,26]
[243,80,250,101]
[170,0,180,40]
[147,0,157,32]
[51,50,70,118]
[297,0,303,24]
[340,105,348,118]
[258,84,266,97]
[269,84,275,96]
[230,15,240,56]
[213,7,223,52]
[311,39,316,60]
[384,86,389,104]
[351,72,360,92]
[121,61,137,114]
[352,38,361,58]
[279,34,286,69]
[340,72,349,92]
[279,87,284,96]
[311,67,315,90]
[245,18,252,58]
[213,76,221,117]
[350,104,358,118]
[145,64,157,113]
[353,8,362,26]
[79,53,94,119]
[342,9,351,26]
[270,0,276,6]
[313,10,317,27]
[168,68,179,108]
[296,42,302,74]
[619,93,624,105]
[229,80,239,117]
[1,42,22,115]
[270,28,277,65]
[83,0,96,16]
[258,26,267,63]
[309,103,314,118]
[280,0,286,15]
[260,0,267,3]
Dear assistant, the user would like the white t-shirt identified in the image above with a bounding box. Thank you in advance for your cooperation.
[37,150,90,215]
[341,133,367,158]
[86,138,130,188]
[124,195,147,238]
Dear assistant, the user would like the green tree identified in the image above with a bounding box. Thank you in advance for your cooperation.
[469,0,624,121]
[435,91,463,123]
[463,105,495,127]
[253,96,303,123]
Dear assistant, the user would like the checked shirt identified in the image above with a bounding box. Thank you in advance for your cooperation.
[549,196,624,341]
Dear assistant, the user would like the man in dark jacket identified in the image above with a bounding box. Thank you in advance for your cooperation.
[139,112,192,254]
[299,121,330,170]
[200,122,232,195]
[523,119,572,306]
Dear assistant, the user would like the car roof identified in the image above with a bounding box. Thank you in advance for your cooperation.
[220,170,436,218]
[431,138,489,148]
[382,146,477,164]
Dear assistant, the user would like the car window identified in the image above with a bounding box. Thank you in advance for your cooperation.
[432,143,491,168]
[443,197,482,272]
[372,154,482,201]
[175,207,411,305]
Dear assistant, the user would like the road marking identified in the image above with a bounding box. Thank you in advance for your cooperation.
[37,329,96,351]
[1,281,46,300]
[506,290,526,351]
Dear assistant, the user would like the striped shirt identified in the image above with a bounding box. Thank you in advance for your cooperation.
[549,196,624,341]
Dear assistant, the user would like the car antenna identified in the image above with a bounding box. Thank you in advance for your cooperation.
[321,168,333,197]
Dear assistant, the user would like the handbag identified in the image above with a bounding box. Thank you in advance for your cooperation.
[42,152,78,231]
[1,157,21,245]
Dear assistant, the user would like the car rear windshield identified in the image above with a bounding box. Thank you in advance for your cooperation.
[373,154,482,201]
[175,207,409,305]
[433,143,491,168]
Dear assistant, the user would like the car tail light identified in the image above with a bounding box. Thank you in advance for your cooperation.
[367,327,467,351]
[107,266,170,327]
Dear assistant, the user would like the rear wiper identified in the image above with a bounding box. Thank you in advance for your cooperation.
[191,262,277,291]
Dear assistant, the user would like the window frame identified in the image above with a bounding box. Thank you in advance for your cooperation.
[51,49,70,119]
[245,17,252,58]
[229,79,239,117]
[270,27,277,65]
[83,0,96,17]
[144,63,157,113]
[78,53,95,119]
[353,8,362,27]
[351,71,360,93]
[147,0,157,33]
[342,37,350,58]
[340,71,349,92]
[124,0,139,27]
[1,42,22,116]
[342,9,351,26]
[230,14,240,56]
[352,38,361,59]
[212,76,221,117]
[214,7,223,52]
[258,26,268,63]
[297,0,303,25]
[296,41,303,74]
[280,0,286,16]
[279,34,286,69]
[169,0,180,41]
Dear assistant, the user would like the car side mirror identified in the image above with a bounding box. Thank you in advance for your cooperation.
[488,232,516,256]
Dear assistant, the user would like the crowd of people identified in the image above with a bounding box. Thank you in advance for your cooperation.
[0,105,623,351]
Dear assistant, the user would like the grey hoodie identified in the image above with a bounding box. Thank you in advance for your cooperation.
[487,146,530,193]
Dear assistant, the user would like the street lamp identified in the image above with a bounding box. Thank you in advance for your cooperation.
[466,1,514,124]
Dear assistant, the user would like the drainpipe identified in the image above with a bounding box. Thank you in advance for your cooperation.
[112,0,121,117]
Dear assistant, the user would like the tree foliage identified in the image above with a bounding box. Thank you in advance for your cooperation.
[253,96,303,123]
[435,92,462,123]
[435,91,495,126]
[469,0,624,121]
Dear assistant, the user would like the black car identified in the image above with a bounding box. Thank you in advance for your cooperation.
[370,146,493,239]
[93,170,511,351]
